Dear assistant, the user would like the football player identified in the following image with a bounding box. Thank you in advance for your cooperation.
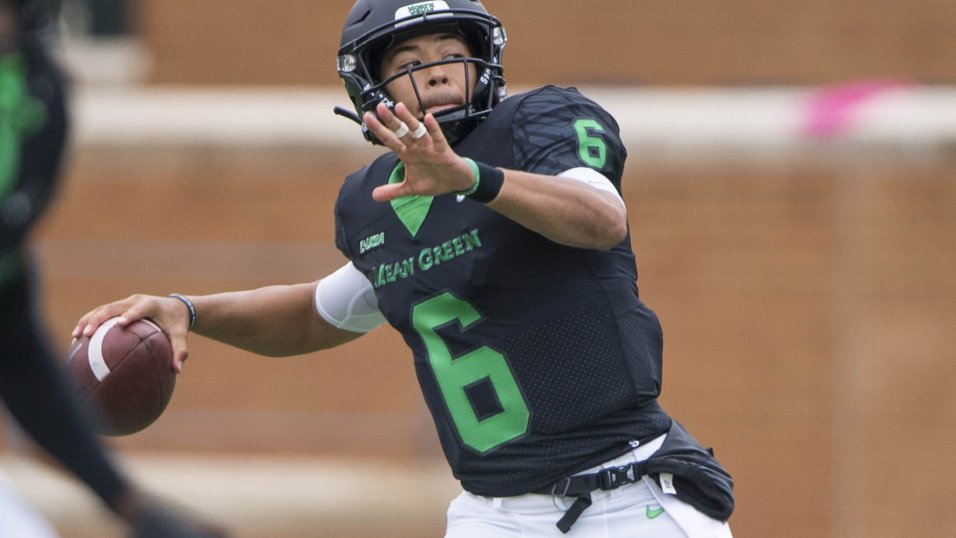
[75,1,734,535]
[1,1,225,535]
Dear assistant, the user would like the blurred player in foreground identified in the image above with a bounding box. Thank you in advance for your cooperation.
[0,0,225,536]
[74,0,734,535]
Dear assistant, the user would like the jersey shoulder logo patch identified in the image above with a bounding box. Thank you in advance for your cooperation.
[360,232,385,254]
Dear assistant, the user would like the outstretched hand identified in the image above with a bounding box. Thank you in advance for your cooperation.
[72,294,191,373]
[363,102,474,202]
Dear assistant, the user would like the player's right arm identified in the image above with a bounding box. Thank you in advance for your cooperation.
[73,262,383,372]
[189,282,365,356]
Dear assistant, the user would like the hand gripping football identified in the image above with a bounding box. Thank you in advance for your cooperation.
[66,317,176,436]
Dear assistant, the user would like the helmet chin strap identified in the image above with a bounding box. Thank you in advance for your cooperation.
[333,106,363,126]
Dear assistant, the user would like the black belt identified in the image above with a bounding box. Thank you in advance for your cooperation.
[533,461,649,533]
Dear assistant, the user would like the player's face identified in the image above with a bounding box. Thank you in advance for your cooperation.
[379,33,478,118]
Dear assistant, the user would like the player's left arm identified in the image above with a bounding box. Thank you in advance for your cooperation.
[365,100,627,251]
[485,168,626,250]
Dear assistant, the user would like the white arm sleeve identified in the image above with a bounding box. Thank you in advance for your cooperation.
[314,262,386,333]
[559,167,626,209]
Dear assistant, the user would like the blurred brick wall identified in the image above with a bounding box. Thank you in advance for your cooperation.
[139,0,956,86]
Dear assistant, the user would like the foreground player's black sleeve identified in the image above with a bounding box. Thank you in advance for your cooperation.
[0,257,130,508]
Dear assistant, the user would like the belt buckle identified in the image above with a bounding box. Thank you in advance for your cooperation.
[598,464,636,491]
[551,476,573,497]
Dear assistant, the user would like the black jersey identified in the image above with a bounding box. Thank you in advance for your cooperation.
[334,86,672,496]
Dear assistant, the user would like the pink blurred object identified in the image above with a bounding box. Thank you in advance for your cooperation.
[802,79,913,138]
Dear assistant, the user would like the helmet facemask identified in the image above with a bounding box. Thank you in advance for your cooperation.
[369,55,495,143]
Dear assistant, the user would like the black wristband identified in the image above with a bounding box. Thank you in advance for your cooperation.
[459,158,504,204]
[168,293,196,331]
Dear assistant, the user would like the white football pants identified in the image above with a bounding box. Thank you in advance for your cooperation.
[445,435,732,537]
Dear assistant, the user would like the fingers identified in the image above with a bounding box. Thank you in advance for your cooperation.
[364,101,462,201]
[161,298,192,374]
[364,102,431,150]
[372,181,411,203]
[420,113,446,149]
[171,347,190,374]
[363,104,403,149]
[72,295,143,339]
[72,294,191,374]
[393,103,431,142]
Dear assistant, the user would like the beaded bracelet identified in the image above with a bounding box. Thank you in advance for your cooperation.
[168,293,197,331]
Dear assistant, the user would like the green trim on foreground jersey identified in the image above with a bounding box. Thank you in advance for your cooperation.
[388,163,433,237]
[1,53,47,201]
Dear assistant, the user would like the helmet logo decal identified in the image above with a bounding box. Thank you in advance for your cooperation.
[395,1,450,20]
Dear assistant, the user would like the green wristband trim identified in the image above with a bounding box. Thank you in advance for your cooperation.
[457,158,481,197]
[456,158,504,203]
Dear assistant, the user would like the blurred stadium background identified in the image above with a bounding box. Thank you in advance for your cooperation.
[2,0,955,536]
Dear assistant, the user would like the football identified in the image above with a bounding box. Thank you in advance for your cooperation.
[65,317,176,436]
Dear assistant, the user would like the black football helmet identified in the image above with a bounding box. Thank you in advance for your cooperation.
[335,0,507,144]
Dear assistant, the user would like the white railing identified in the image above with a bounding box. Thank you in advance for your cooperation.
[72,85,956,159]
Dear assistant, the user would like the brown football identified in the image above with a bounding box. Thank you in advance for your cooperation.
[66,317,176,436]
